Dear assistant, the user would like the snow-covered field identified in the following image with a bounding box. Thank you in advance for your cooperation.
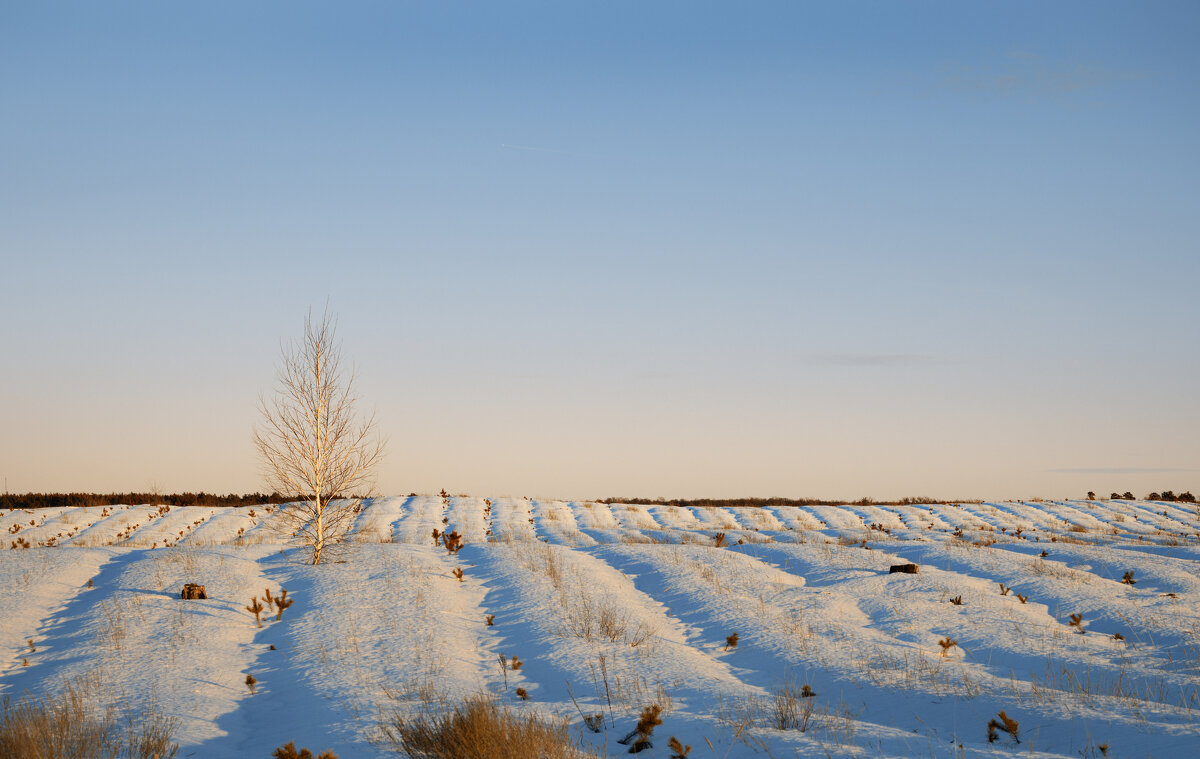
[2,497,1198,758]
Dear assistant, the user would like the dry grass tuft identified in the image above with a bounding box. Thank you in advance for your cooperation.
[0,676,179,759]
[377,695,595,758]
[767,679,816,731]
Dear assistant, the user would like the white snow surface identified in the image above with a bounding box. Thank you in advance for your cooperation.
[2,497,1198,758]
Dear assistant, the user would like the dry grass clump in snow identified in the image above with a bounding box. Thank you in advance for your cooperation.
[765,678,817,731]
[0,676,178,759]
[376,696,595,758]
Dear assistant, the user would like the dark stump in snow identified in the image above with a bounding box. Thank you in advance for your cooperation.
[889,563,919,574]
[181,583,208,600]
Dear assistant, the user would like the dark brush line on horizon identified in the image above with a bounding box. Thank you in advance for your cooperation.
[2,491,1195,510]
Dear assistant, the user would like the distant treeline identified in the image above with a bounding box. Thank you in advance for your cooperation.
[1,492,298,510]
[1089,490,1195,502]
[597,496,969,508]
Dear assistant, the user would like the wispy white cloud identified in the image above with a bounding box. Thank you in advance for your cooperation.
[1047,467,1194,474]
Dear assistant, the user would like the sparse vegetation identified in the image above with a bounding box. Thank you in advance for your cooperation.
[0,676,178,759]
[376,695,592,758]
[2,495,1197,757]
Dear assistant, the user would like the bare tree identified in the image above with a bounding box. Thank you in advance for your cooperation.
[253,309,386,564]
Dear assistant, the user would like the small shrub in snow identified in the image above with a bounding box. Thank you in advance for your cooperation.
[26,639,34,653]
[1113,632,1125,641]
[485,615,495,626]
[273,589,294,620]
[724,633,739,651]
[668,736,691,758]
[442,531,464,555]
[452,568,464,582]
[245,674,257,694]
[1122,570,1136,585]
[949,595,963,606]
[246,597,266,627]
[510,656,522,671]
[628,620,659,648]
[272,741,337,759]
[937,638,957,656]
[1016,594,1029,604]
[986,710,1019,743]
[998,583,1011,596]
[621,704,662,753]
[712,532,727,548]
[583,714,604,733]
[515,687,528,701]
[1068,613,1085,633]
[598,605,628,642]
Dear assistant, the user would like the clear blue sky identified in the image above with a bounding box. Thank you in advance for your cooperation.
[2,1,1197,500]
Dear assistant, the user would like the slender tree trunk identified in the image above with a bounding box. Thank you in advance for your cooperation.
[313,497,325,565]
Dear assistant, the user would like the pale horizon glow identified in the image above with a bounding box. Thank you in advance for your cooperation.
[2,2,1197,502]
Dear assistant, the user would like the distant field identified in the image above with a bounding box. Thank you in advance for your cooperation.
[2,497,1198,757]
